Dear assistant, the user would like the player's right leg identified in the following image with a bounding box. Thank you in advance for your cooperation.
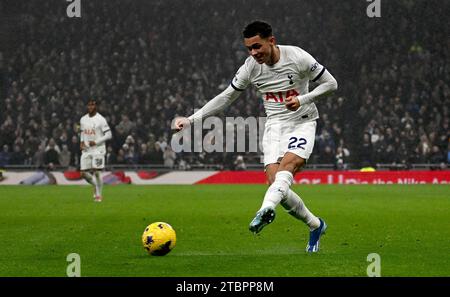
[264,162,320,229]
[80,153,97,200]
[249,123,282,234]
[249,163,279,234]
[262,154,326,251]
[80,170,97,199]
[250,158,314,234]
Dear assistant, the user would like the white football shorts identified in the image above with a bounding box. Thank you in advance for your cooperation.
[262,120,317,167]
[80,148,106,171]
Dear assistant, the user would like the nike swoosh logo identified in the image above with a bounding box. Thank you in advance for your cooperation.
[256,83,264,87]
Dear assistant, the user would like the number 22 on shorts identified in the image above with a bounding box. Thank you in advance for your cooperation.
[288,137,307,150]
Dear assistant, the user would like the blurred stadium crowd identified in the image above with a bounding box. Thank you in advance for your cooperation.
[0,0,448,170]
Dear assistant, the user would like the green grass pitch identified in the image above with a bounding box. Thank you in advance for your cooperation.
[0,184,449,276]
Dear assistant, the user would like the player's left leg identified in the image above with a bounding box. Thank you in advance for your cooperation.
[277,156,326,252]
[281,189,320,230]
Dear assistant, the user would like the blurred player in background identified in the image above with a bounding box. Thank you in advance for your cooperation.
[79,99,112,202]
[174,21,338,252]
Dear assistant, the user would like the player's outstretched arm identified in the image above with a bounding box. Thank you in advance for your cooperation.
[173,85,242,132]
[298,70,338,105]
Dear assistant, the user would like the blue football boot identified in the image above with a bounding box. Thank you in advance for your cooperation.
[306,218,327,252]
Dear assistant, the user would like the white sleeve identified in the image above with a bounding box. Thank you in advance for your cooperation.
[101,118,111,134]
[295,47,326,82]
[187,85,242,123]
[96,130,112,145]
[230,62,251,91]
[298,68,338,106]
[294,48,338,105]
[79,120,85,142]
[298,69,338,106]
[96,118,112,145]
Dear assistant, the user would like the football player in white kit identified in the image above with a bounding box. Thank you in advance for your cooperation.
[79,99,112,202]
[174,21,338,252]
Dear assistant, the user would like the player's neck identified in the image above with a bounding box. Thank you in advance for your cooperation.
[266,46,280,66]
[89,111,97,117]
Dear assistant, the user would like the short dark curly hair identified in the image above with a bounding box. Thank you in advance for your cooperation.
[242,20,273,39]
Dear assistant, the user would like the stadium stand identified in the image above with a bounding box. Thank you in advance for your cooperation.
[0,0,448,170]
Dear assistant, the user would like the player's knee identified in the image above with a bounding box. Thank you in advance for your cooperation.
[284,158,306,173]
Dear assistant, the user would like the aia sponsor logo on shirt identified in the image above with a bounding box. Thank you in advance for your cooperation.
[264,89,299,102]
[84,129,96,135]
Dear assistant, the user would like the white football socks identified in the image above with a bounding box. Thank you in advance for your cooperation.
[281,189,321,231]
[260,170,321,231]
[94,171,103,197]
[260,171,293,210]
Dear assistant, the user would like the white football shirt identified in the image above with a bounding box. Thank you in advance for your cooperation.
[80,113,110,153]
[231,45,326,123]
